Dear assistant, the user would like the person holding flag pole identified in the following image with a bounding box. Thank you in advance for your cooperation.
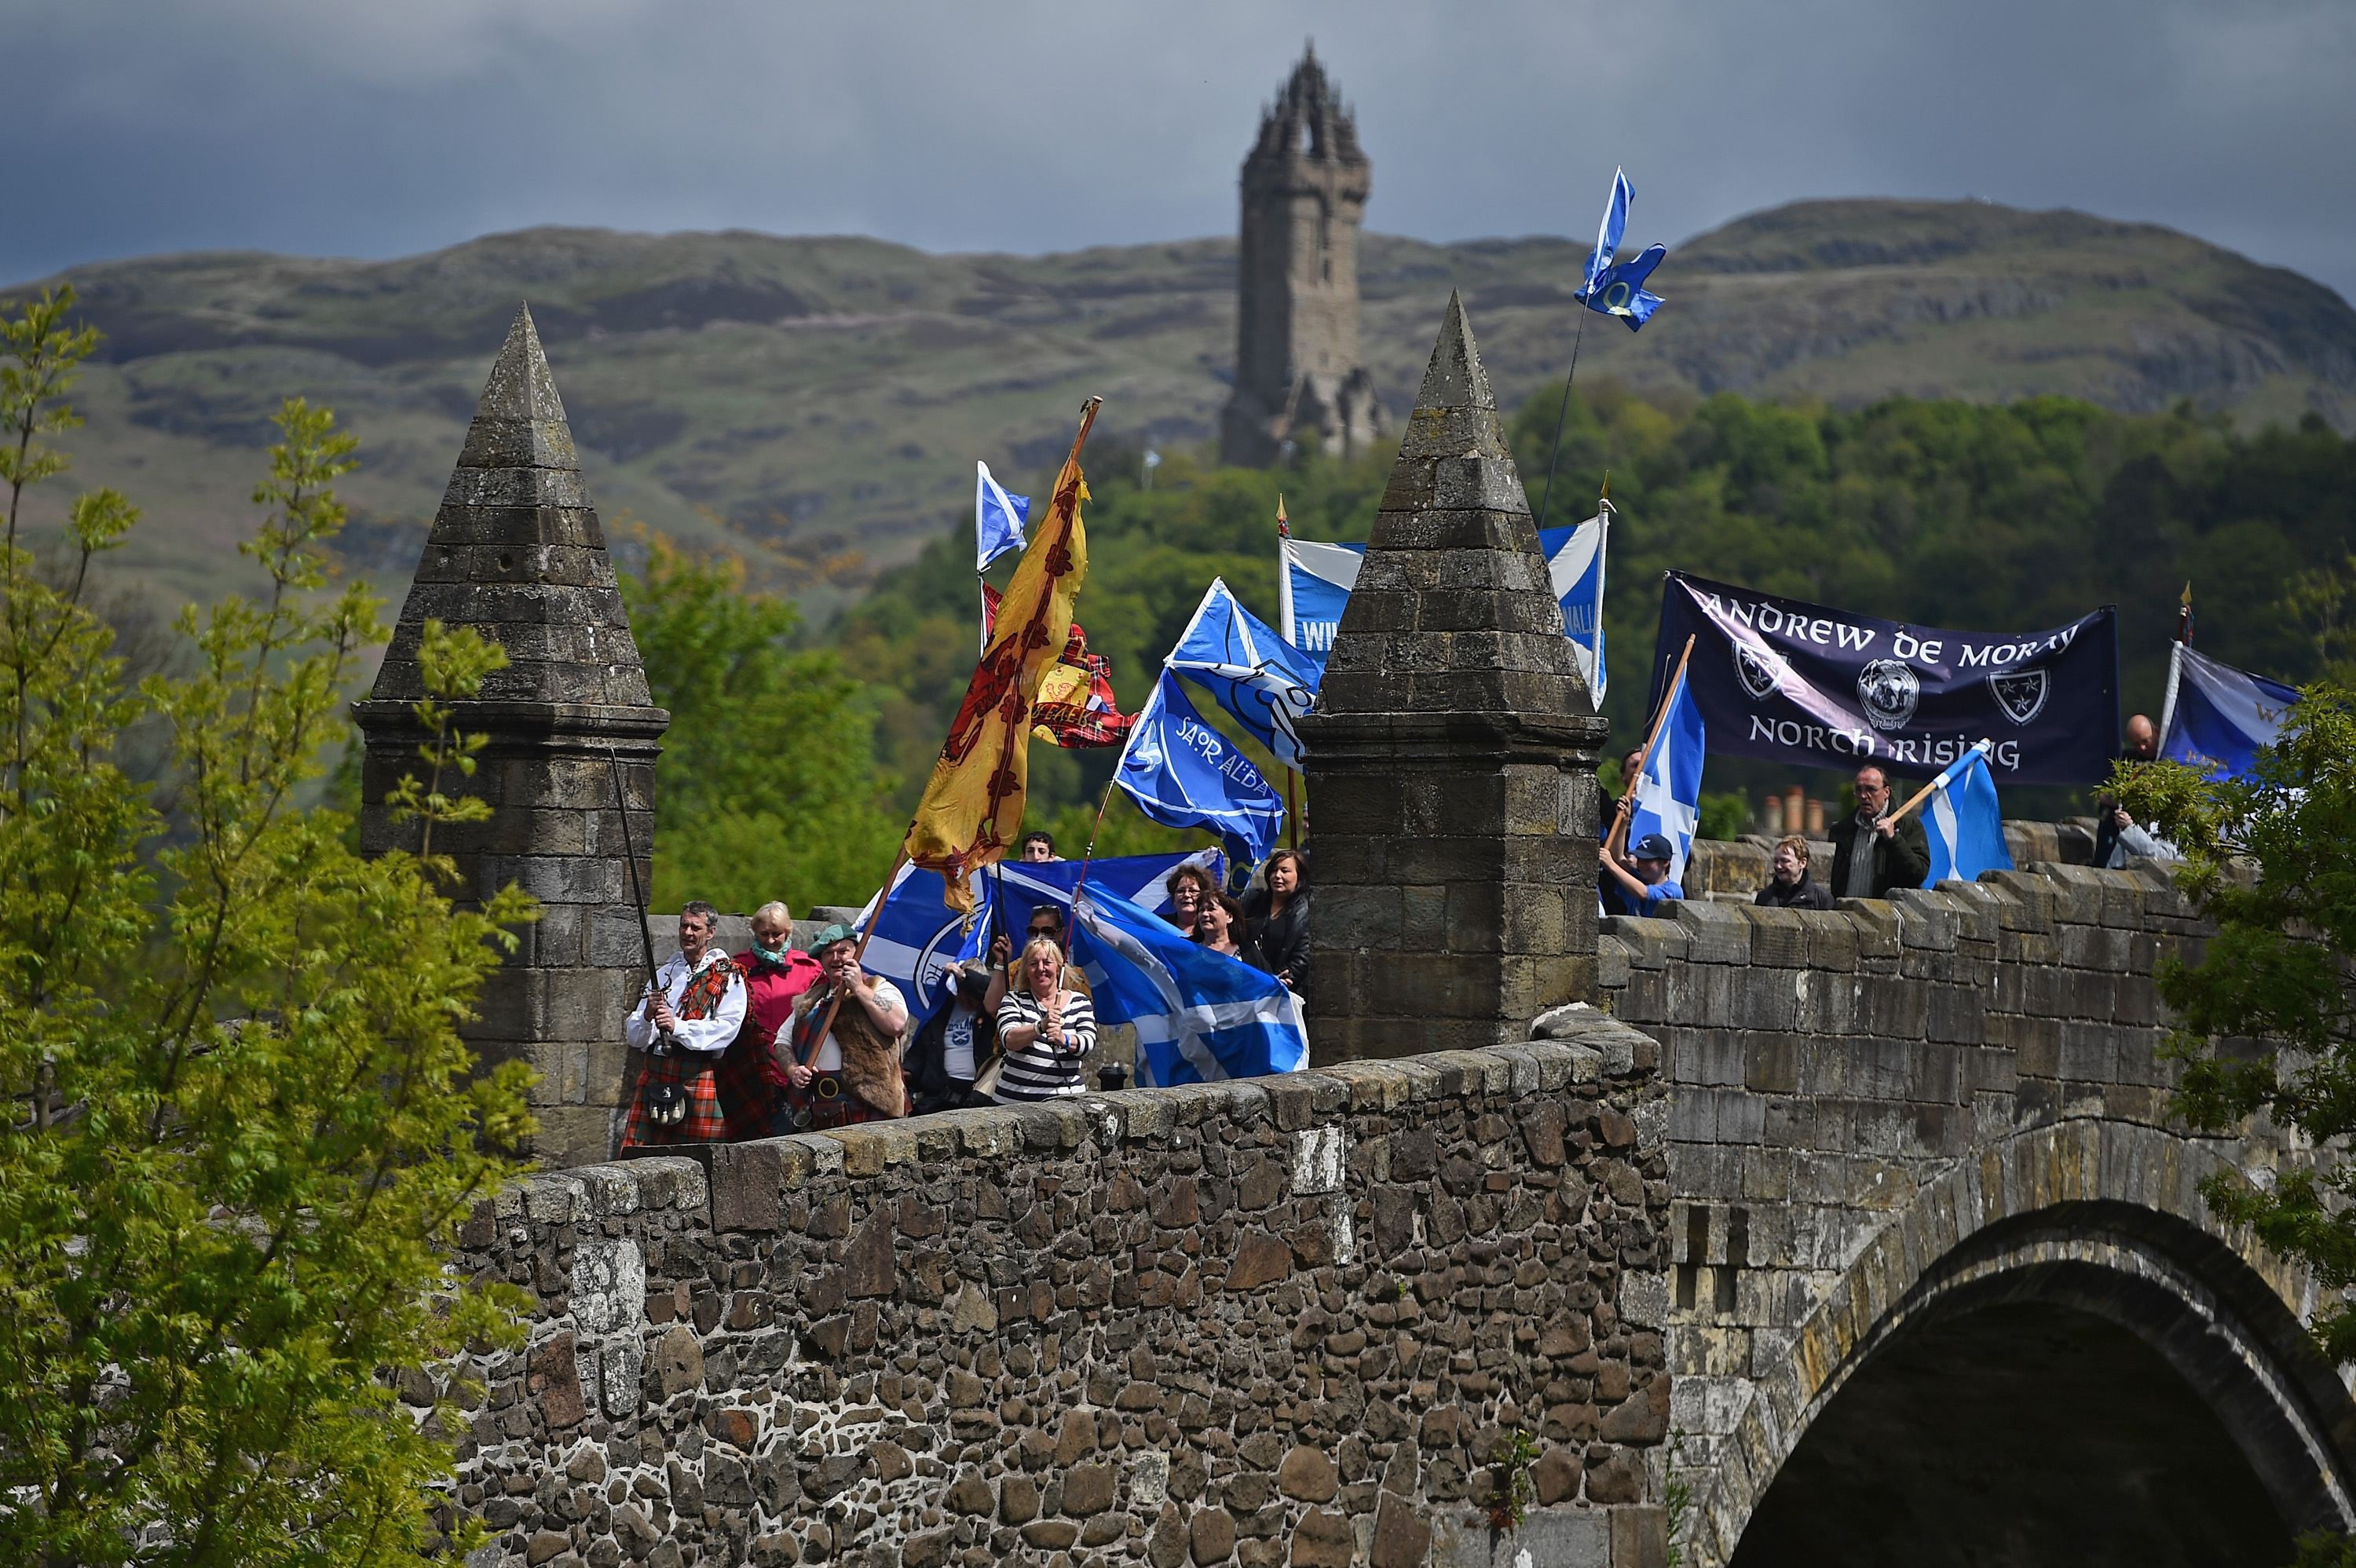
[1875,740,2014,887]
[786,397,1103,1124]
[1601,635,1698,918]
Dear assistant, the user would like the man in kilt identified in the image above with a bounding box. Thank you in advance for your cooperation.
[622,901,755,1150]
[776,924,910,1131]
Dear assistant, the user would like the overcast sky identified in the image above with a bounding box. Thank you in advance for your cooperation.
[9,0,2354,302]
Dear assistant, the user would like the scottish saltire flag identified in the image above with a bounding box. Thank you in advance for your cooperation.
[850,864,993,1033]
[1280,517,1608,704]
[1279,537,1363,664]
[990,851,1225,940]
[2157,643,2300,780]
[1070,885,1308,1087]
[1577,167,1666,331]
[1167,579,1321,767]
[975,461,1030,573]
[1116,670,1286,864]
[1921,740,2012,886]
[1629,662,1706,885]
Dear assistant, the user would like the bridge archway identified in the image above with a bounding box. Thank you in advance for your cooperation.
[1696,1121,2356,1566]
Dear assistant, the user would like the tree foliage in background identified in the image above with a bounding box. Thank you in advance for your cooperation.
[622,535,901,912]
[0,288,535,1566]
[836,389,2356,825]
[2116,689,2356,1365]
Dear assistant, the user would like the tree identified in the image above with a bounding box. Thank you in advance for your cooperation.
[2116,691,2356,1365]
[0,287,535,1566]
[620,535,901,911]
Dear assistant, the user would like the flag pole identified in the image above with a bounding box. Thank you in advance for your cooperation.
[1285,769,1299,851]
[1883,741,1991,828]
[1533,307,1592,535]
[1607,634,1695,857]
[798,846,910,1077]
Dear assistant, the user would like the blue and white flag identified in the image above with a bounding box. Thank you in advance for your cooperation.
[975,460,1030,573]
[1116,669,1286,865]
[851,864,993,1033]
[1920,740,2013,886]
[1576,167,1666,331]
[1629,662,1706,885]
[1280,516,1608,704]
[2157,643,2300,780]
[1167,579,1321,768]
[1069,885,1308,1087]
[990,850,1225,943]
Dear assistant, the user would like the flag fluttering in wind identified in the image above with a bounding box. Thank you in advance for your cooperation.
[847,864,993,1035]
[1919,740,2013,886]
[975,461,1030,573]
[905,404,1099,911]
[1629,659,1706,885]
[1030,620,1136,749]
[2157,643,2300,781]
[1166,578,1320,768]
[1578,168,1666,331]
[1115,668,1286,865]
[1070,885,1308,1087]
[1281,514,1608,704]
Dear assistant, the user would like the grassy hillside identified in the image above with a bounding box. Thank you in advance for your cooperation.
[10,199,2353,628]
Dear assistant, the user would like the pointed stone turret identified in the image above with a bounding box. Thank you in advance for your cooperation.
[1297,292,1609,1061]
[355,305,668,1167]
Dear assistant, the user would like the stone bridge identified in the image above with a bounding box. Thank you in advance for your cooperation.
[369,296,2355,1566]
[1595,854,2355,1566]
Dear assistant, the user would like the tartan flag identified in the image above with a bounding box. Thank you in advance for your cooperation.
[1032,620,1136,748]
[904,421,1095,912]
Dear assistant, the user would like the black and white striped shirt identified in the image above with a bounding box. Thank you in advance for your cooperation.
[992,988,1096,1101]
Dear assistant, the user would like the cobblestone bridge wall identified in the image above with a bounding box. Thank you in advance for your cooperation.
[441,1028,1674,1568]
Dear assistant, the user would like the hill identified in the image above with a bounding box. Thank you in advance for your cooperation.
[11,199,2355,618]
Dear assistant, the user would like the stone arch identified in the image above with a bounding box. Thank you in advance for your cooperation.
[1694,1119,2356,1566]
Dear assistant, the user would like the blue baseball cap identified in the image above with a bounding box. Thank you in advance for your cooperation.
[1631,833,1674,862]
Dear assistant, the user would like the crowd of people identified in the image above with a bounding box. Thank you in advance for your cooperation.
[1594,712,2174,923]
[624,723,2170,1150]
[620,844,1314,1150]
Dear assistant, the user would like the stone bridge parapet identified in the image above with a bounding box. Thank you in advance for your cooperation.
[1590,860,2356,1565]
[442,1032,1676,1568]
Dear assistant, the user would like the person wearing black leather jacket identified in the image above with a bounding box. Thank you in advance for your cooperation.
[1241,850,1311,1001]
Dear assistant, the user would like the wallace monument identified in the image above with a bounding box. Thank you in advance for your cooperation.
[1219,47,1388,466]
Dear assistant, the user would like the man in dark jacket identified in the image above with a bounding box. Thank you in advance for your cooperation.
[906,963,996,1114]
[1827,766,1930,899]
[1755,835,1834,910]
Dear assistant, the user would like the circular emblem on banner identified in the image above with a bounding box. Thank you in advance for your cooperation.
[1856,660,1921,732]
[1988,668,2050,726]
[1734,641,1787,701]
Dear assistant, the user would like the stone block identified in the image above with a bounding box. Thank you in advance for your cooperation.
[1836,901,1902,959]
[1602,916,1688,969]
[1670,901,1751,963]
[1739,905,1809,967]
[1888,890,1961,950]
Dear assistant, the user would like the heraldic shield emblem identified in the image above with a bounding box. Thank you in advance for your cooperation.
[1989,668,2050,726]
[1735,641,1786,701]
[1856,659,1921,732]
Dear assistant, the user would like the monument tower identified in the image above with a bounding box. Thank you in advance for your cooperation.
[1219,45,1386,466]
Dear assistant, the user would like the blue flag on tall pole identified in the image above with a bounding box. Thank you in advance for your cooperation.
[1576,168,1666,331]
[2157,642,2300,780]
[1919,740,2013,886]
[851,864,993,1034]
[1069,885,1308,1087]
[1166,578,1321,768]
[1279,516,1608,704]
[975,461,1030,573]
[1629,661,1706,885]
[1115,669,1286,865]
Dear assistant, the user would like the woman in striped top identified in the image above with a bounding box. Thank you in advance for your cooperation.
[993,936,1097,1102]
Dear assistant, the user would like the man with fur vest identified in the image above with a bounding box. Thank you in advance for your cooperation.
[775,924,911,1129]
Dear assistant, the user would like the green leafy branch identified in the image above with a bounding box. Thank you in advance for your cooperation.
[382,620,509,864]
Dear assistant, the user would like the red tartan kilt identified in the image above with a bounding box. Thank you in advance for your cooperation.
[621,1029,778,1149]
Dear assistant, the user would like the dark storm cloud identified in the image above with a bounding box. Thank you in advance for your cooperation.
[7,0,2352,300]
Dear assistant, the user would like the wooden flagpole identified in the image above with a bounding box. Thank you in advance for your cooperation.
[1880,741,1992,828]
[1607,634,1695,857]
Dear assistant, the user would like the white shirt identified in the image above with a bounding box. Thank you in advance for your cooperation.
[777,977,906,1071]
[942,1007,979,1080]
[624,948,747,1056]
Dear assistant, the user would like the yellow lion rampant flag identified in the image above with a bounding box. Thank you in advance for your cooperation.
[903,400,1099,911]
